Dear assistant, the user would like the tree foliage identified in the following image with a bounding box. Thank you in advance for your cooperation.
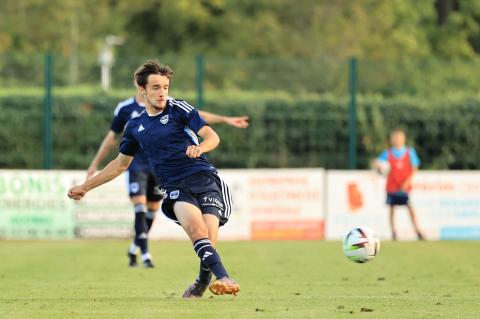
[3,0,480,61]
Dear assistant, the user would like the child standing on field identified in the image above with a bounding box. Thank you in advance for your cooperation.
[374,129,425,241]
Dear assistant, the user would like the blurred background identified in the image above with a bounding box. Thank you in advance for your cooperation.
[0,0,480,241]
[1,0,480,170]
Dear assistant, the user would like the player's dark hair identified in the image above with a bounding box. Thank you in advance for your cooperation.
[134,60,173,88]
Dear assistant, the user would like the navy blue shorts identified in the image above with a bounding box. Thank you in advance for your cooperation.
[128,170,163,202]
[161,171,232,226]
[387,192,410,206]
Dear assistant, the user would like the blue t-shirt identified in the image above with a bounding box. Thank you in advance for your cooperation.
[110,97,151,172]
[119,99,216,186]
[377,146,421,168]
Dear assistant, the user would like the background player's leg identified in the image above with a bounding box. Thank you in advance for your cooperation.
[146,201,160,232]
[407,205,424,240]
[389,206,397,240]
[127,194,147,267]
[131,196,153,267]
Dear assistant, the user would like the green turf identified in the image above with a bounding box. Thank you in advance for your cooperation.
[0,240,479,319]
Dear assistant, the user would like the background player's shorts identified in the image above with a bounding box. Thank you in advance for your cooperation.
[387,192,410,206]
[161,171,232,226]
[128,170,163,202]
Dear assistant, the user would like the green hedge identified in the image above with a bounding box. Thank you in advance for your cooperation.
[1,94,479,170]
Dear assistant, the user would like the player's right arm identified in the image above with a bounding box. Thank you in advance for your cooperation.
[69,153,133,200]
[70,118,140,200]
[372,150,388,172]
[86,130,119,179]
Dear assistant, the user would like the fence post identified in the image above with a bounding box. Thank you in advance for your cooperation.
[348,57,358,169]
[195,54,205,108]
[43,53,53,169]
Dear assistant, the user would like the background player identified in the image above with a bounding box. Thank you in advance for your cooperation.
[87,92,249,268]
[69,60,240,296]
[374,128,425,241]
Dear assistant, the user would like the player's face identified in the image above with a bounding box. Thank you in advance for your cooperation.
[142,74,170,111]
[390,131,406,148]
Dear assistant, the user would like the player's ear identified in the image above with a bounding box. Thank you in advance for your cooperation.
[138,85,146,95]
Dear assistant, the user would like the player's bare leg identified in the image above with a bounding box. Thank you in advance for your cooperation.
[174,202,239,297]
[407,205,424,240]
[389,206,397,241]
[183,214,218,298]
[204,214,239,296]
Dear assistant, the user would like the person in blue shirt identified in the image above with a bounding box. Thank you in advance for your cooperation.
[374,129,424,240]
[69,61,240,297]
[86,93,248,268]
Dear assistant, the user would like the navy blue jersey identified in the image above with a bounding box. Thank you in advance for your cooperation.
[119,99,216,186]
[110,97,151,171]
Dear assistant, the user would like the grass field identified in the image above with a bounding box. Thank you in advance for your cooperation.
[0,240,479,319]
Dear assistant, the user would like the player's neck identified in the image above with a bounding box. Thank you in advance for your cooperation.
[145,103,165,116]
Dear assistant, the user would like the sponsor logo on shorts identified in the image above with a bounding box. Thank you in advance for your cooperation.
[160,115,169,124]
[202,195,224,210]
[169,190,180,199]
[130,182,140,194]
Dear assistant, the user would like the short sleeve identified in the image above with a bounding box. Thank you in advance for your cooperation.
[171,100,207,134]
[110,104,127,134]
[409,147,421,168]
[119,121,139,156]
[377,150,388,162]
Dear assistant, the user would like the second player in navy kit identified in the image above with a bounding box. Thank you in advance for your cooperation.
[70,61,240,297]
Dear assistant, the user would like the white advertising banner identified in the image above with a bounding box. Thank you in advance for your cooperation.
[0,169,326,240]
[219,169,325,240]
[326,171,480,241]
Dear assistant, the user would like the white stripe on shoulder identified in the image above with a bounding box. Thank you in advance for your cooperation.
[170,99,195,113]
[176,100,194,111]
[113,97,135,116]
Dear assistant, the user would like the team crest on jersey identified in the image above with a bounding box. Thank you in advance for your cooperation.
[160,115,169,124]
[169,190,179,199]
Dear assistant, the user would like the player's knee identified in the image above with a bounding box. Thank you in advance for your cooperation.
[186,223,208,240]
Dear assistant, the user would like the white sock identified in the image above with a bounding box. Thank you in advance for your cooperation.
[128,242,137,255]
[142,252,152,262]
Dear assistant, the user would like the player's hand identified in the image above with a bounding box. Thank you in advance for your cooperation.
[68,185,88,200]
[224,116,249,128]
[86,165,97,180]
[186,145,203,158]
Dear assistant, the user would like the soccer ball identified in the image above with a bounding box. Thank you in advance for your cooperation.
[374,160,390,175]
[342,227,380,263]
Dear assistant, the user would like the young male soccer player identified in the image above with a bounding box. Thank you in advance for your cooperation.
[69,61,240,297]
[86,93,248,268]
[374,129,425,241]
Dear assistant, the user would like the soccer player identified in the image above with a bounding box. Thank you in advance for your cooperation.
[374,128,425,241]
[86,92,248,268]
[69,61,240,297]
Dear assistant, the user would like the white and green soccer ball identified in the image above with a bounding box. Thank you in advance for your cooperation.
[342,227,380,263]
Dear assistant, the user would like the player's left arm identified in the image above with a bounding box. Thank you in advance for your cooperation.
[198,110,249,128]
[401,148,421,191]
[186,126,220,158]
